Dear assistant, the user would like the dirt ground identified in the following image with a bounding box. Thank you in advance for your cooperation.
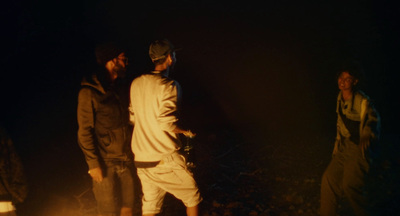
[187,130,400,216]
[15,126,399,216]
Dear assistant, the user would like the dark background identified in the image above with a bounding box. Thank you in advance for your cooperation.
[1,0,399,215]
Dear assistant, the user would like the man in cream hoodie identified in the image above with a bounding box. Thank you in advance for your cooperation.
[129,39,202,216]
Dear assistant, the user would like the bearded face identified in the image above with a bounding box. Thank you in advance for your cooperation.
[112,53,128,78]
[113,60,127,78]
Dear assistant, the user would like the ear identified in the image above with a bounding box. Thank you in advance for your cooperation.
[166,54,173,65]
[353,79,359,86]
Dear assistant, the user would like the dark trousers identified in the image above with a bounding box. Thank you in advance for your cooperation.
[320,139,375,216]
[93,161,138,216]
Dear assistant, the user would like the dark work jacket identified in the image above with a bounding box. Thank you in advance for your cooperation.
[0,125,28,204]
[77,74,133,170]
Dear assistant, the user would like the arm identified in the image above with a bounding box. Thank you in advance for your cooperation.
[332,125,341,156]
[173,127,196,138]
[128,102,135,125]
[158,81,195,137]
[359,99,380,156]
[332,97,341,156]
[77,88,103,182]
[129,83,135,125]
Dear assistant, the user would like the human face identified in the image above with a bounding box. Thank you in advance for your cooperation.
[338,71,358,92]
[113,53,128,78]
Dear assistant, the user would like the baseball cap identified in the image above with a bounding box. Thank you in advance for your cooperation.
[149,39,176,62]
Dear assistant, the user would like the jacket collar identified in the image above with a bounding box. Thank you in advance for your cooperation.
[81,74,106,94]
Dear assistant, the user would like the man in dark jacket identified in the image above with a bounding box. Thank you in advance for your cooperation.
[77,42,137,216]
[0,124,28,216]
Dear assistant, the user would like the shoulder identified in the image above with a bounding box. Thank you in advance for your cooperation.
[141,73,177,85]
[354,90,370,100]
[336,92,341,100]
[162,77,179,86]
[130,74,153,89]
[78,85,100,102]
[161,78,180,93]
[131,73,180,91]
[353,90,371,106]
[78,85,95,96]
[80,75,105,94]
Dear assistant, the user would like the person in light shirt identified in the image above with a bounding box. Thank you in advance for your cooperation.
[129,39,202,216]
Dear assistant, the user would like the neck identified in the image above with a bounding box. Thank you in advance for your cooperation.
[154,65,169,76]
[341,90,353,101]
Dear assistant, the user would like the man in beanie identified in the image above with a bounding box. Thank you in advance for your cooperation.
[77,42,139,216]
[129,39,202,216]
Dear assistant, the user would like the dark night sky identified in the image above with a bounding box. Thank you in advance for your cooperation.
[1,0,399,197]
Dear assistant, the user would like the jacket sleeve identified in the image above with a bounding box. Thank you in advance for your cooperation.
[77,88,100,169]
[128,101,135,125]
[157,81,181,132]
[333,99,341,155]
[360,99,380,142]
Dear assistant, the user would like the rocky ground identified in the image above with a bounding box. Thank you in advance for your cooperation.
[20,131,399,216]
[15,126,400,216]
[193,133,400,216]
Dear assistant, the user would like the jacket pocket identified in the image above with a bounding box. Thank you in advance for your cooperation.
[98,130,113,147]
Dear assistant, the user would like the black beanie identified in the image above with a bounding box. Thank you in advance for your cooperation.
[95,42,125,66]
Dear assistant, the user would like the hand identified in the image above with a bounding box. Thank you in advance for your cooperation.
[183,130,196,138]
[359,134,371,159]
[88,167,103,183]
